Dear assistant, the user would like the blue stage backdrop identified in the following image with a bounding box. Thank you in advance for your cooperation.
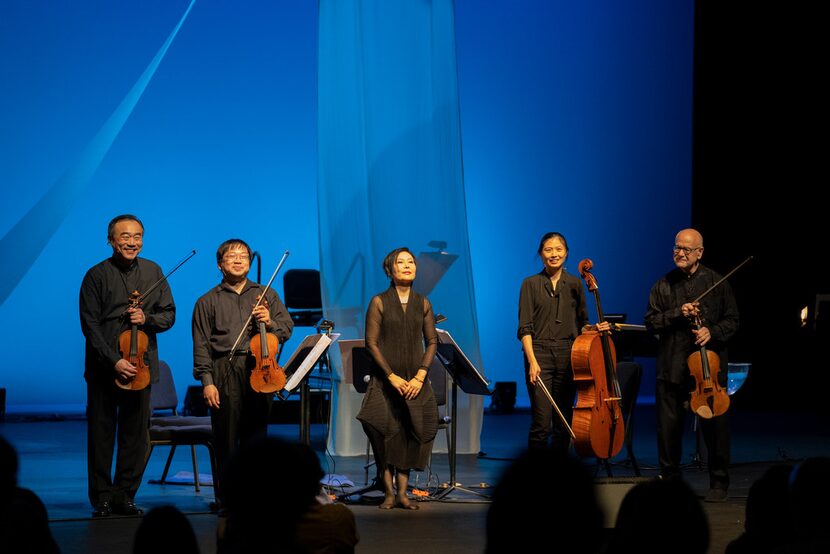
[0,0,692,413]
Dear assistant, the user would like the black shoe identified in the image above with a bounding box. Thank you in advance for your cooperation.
[704,487,728,503]
[92,500,112,518]
[112,500,143,516]
[209,500,221,512]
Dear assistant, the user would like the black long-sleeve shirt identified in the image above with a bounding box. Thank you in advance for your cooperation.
[645,264,740,384]
[364,287,438,378]
[79,256,176,382]
[192,280,293,387]
[517,270,589,343]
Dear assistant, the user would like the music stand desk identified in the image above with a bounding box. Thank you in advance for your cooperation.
[279,333,339,445]
[431,329,492,502]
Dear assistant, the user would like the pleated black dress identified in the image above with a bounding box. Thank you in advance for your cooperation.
[356,286,439,471]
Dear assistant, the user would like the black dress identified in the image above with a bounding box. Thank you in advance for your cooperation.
[356,286,439,471]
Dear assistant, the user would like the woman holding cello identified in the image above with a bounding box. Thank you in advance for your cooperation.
[518,232,611,453]
[645,228,739,502]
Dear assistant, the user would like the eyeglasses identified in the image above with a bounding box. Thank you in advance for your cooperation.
[223,253,250,262]
[673,246,701,255]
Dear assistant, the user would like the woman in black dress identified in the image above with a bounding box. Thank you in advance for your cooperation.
[357,247,439,510]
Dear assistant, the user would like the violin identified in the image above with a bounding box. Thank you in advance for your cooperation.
[570,259,625,459]
[682,255,753,418]
[115,290,151,391]
[249,296,286,393]
[686,311,729,418]
[114,249,196,391]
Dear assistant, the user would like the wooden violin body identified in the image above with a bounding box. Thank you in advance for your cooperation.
[249,321,286,393]
[116,291,151,391]
[687,318,729,418]
[570,259,625,459]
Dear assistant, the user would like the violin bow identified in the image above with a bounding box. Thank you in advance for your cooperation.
[535,380,576,439]
[228,250,290,362]
[691,255,753,304]
[136,249,197,304]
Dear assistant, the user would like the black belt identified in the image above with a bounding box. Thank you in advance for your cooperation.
[213,349,250,361]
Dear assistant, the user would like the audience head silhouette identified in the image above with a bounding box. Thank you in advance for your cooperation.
[0,435,59,554]
[221,436,324,553]
[610,478,709,554]
[788,456,830,543]
[725,464,794,554]
[486,449,603,553]
[133,505,199,554]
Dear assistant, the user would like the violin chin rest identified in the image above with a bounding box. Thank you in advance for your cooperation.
[695,406,714,419]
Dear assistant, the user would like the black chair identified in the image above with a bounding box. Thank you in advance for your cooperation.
[143,361,217,492]
[283,269,323,328]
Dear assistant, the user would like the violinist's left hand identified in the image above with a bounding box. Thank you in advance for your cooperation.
[252,304,271,326]
[595,321,612,333]
[127,307,146,325]
[692,325,711,346]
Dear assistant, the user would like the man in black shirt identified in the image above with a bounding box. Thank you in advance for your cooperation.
[645,228,739,502]
[192,239,293,507]
[79,214,176,517]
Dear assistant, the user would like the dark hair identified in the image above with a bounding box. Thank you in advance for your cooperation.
[216,238,253,264]
[536,232,569,255]
[133,505,199,554]
[107,214,144,240]
[382,247,414,278]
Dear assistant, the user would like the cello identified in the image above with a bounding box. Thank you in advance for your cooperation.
[249,296,287,393]
[570,259,625,459]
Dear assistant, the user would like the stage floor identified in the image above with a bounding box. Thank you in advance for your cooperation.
[2,405,828,553]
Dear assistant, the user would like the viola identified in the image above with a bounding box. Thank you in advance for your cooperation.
[570,259,625,459]
[686,313,729,418]
[115,290,151,391]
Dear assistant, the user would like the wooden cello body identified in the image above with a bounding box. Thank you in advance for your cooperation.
[570,259,625,459]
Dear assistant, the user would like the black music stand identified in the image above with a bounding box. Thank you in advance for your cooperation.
[430,328,492,502]
[279,331,339,446]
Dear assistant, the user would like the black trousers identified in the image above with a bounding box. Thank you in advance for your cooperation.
[210,356,273,501]
[86,378,150,506]
[525,340,574,454]
[656,378,731,488]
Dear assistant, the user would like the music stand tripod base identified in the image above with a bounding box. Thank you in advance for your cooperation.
[428,329,493,503]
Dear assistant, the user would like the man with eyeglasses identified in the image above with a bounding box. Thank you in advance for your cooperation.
[192,238,293,511]
[79,214,177,517]
[645,228,739,503]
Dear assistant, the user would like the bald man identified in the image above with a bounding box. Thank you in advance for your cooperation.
[645,229,739,502]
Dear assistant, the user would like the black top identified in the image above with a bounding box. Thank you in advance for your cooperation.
[79,256,176,383]
[364,286,438,378]
[192,280,293,387]
[645,264,740,384]
[517,270,589,342]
